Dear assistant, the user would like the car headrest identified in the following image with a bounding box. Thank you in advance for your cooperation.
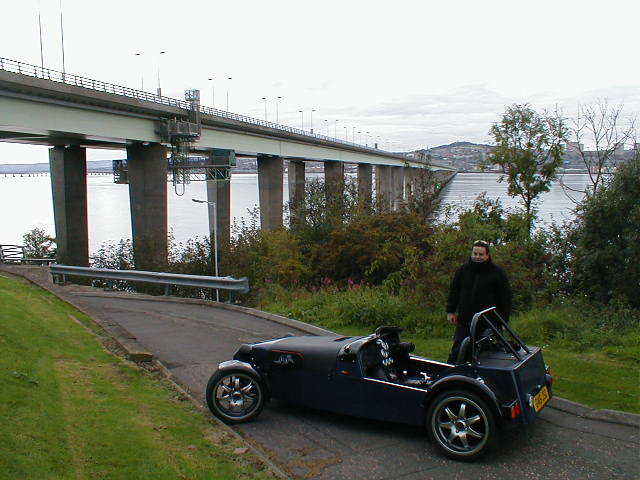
[455,337,471,364]
[392,342,415,356]
[375,325,403,336]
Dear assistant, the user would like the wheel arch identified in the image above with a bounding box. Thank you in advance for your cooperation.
[217,360,270,399]
[425,375,503,424]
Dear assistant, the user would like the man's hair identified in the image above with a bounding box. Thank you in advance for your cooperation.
[472,240,490,255]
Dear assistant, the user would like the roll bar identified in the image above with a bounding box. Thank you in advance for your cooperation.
[469,307,530,362]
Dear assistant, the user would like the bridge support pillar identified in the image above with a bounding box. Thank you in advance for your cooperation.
[207,149,233,256]
[375,165,392,210]
[49,146,89,266]
[392,166,405,210]
[324,161,344,213]
[357,164,372,208]
[288,160,306,226]
[257,154,283,230]
[127,142,167,271]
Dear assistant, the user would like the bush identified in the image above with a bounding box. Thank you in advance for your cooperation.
[22,228,56,259]
[569,157,640,308]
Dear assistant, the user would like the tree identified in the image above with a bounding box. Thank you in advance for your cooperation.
[22,228,56,258]
[563,99,637,199]
[569,156,640,308]
[487,104,567,233]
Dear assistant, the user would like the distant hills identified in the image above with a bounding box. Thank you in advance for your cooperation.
[2,141,634,174]
[0,159,114,174]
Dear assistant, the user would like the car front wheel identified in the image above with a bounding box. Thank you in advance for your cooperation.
[427,390,495,461]
[205,369,265,424]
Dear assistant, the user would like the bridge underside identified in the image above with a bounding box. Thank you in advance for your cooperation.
[1,74,456,271]
[0,95,438,167]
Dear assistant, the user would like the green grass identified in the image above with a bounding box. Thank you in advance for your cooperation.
[0,275,273,480]
[261,286,640,414]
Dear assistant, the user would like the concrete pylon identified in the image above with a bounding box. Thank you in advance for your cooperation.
[288,160,305,226]
[324,160,344,212]
[375,165,392,210]
[207,149,234,254]
[357,164,372,208]
[49,146,89,266]
[257,154,283,230]
[126,142,167,271]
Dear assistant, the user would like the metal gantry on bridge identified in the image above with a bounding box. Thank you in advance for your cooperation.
[0,56,456,271]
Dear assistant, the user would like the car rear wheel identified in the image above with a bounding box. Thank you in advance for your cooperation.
[205,369,264,424]
[427,390,495,461]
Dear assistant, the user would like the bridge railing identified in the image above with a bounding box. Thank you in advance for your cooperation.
[49,264,250,298]
[0,57,408,159]
[0,244,56,265]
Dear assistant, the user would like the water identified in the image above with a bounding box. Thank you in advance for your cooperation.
[0,172,591,254]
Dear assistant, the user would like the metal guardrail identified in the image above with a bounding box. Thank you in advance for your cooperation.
[49,264,250,297]
[0,57,409,158]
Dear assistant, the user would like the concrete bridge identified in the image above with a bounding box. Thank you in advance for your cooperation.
[0,57,455,269]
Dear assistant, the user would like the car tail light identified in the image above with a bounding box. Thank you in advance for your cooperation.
[510,402,522,419]
[545,365,553,386]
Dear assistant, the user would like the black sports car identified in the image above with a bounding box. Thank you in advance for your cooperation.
[205,307,553,460]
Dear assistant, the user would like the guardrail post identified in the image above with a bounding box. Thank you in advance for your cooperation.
[164,284,170,296]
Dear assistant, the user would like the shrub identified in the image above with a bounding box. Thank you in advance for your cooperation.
[22,227,56,258]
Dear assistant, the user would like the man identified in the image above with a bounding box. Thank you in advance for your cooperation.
[446,240,512,364]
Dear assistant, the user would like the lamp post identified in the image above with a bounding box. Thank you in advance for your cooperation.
[310,109,316,134]
[275,96,282,123]
[59,0,66,78]
[334,119,339,138]
[352,126,356,143]
[298,110,304,130]
[208,77,215,108]
[344,126,348,141]
[261,97,268,120]
[157,51,165,96]
[37,0,44,69]
[324,119,329,136]
[192,198,219,302]
[134,53,144,91]
[226,77,232,111]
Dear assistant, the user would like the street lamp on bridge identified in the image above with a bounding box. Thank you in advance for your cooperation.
[208,77,215,108]
[275,96,283,123]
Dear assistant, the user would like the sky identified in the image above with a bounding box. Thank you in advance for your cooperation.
[1,0,638,164]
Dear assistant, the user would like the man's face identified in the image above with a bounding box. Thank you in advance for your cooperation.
[471,246,489,263]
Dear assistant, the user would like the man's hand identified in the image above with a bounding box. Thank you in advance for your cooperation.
[447,313,458,325]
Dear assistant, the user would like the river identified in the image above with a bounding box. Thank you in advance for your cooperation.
[0,172,591,254]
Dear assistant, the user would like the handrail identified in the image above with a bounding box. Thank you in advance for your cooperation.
[0,244,55,264]
[49,264,250,295]
[0,56,410,159]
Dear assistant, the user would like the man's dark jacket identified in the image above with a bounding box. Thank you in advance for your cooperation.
[446,259,512,325]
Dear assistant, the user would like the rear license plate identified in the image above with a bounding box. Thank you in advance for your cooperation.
[532,385,550,412]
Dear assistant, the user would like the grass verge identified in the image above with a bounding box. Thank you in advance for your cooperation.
[0,275,273,480]
[260,286,639,414]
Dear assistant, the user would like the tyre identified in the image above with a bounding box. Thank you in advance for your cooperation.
[426,389,496,461]
[205,369,265,424]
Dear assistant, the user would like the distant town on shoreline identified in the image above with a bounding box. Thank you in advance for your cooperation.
[1,141,637,175]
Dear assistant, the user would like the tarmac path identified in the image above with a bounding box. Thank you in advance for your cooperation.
[63,293,638,480]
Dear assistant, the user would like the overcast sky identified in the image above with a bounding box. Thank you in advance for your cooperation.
[2,0,638,164]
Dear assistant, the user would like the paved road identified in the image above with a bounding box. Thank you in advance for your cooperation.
[62,293,640,479]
